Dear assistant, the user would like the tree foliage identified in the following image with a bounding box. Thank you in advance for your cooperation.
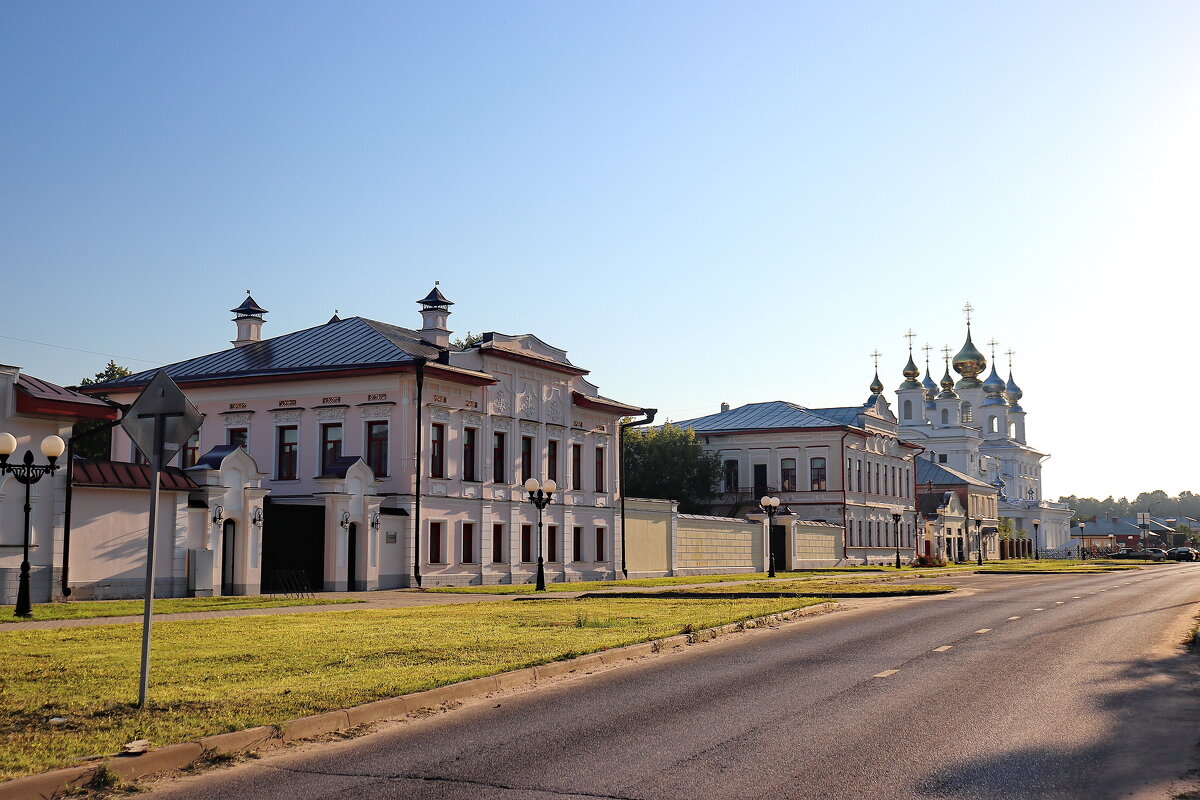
[623,423,722,514]
[451,331,483,349]
[72,361,132,460]
[1058,490,1200,525]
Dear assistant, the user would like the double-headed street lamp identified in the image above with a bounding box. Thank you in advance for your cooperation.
[758,496,781,578]
[891,508,904,569]
[523,478,557,592]
[1032,518,1041,560]
[974,517,984,566]
[0,433,67,618]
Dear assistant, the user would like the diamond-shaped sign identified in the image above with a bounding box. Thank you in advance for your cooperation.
[119,372,204,469]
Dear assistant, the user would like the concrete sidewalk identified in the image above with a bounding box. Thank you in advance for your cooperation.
[1,578,794,631]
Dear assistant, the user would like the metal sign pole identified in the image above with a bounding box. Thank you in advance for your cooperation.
[137,414,165,709]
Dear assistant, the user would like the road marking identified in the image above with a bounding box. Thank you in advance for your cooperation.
[932,646,953,652]
[1072,596,1082,599]
[1007,616,1021,620]
[1055,601,1065,604]
[874,669,899,678]
[975,628,991,634]
[1033,608,1044,611]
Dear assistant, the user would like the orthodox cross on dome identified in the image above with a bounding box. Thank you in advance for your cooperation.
[1005,347,1015,370]
[986,338,999,361]
[904,329,916,353]
[870,349,882,369]
[962,302,974,326]
[922,343,932,368]
[941,344,952,367]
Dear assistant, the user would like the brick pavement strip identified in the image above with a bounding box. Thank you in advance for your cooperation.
[0,603,832,800]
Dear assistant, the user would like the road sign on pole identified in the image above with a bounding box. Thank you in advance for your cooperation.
[119,371,203,708]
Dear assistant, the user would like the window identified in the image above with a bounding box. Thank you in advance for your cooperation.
[493,432,506,483]
[846,458,853,489]
[1008,421,1017,438]
[594,447,605,492]
[941,408,950,425]
[570,444,583,490]
[573,526,583,561]
[320,423,342,474]
[857,520,863,546]
[810,457,827,491]
[725,460,739,492]
[521,524,533,563]
[856,460,862,492]
[492,523,504,563]
[431,423,446,478]
[547,440,559,484]
[988,416,998,434]
[866,462,872,493]
[874,464,880,494]
[429,521,443,563]
[276,426,298,480]
[228,428,248,448]
[961,401,973,423]
[366,421,388,477]
[521,436,534,483]
[902,399,912,420]
[462,428,478,481]
[939,453,948,464]
[781,458,796,492]
[891,466,897,497]
[181,433,200,469]
[595,528,606,562]
[548,525,559,563]
[462,523,475,564]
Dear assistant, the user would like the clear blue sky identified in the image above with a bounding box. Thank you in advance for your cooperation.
[3,2,1197,501]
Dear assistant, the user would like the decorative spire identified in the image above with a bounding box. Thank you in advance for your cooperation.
[231,290,268,318]
[869,349,884,395]
[952,302,986,388]
[1004,348,1024,410]
[938,345,958,399]
[900,330,921,389]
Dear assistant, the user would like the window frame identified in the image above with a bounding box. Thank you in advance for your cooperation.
[276,425,299,481]
[320,423,342,474]
[430,422,446,479]
[492,432,506,484]
[365,420,389,478]
[809,457,827,491]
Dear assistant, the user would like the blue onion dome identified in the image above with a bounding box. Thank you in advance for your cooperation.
[922,368,938,396]
[953,327,987,389]
[982,365,1007,405]
[1005,372,1024,410]
[900,353,922,390]
[870,370,884,395]
[938,366,959,399]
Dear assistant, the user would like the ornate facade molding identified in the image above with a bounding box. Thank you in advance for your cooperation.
[571,430,588,443]
[271,410,302,425]
[518,393,536,419]
[430,407,452,423]
[223,413,251,427]
[491,391,509,416]
[520,421,539,436]
[316,408,346,422]
[361,405,391,421]
[492,418,512,433]
[463,413,484,427]
[547,399,564,424]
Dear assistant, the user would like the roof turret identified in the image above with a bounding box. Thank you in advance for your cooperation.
[231,292,268,318]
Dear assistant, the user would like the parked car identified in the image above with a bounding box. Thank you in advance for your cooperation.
[1166,547,1199,562]
[1110,547,1168,561]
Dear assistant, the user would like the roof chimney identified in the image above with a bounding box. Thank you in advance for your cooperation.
[231,292,268,347]
[417,284,453,349]
[720,402,730,413]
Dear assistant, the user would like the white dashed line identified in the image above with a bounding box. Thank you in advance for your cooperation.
[1073,596,1082,599]
[1033,608,1044,611]
[1055,601,1064,605]
[975,629,991,634]
[1007,616,1021,620]
[933,646,953,652]
[874,669,899,678]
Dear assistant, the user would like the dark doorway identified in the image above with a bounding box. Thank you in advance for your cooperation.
[221,520,236,595]
[261,501,326,592]
[769,524,787,571]
[753,464,768,497]
[347,522,359,591]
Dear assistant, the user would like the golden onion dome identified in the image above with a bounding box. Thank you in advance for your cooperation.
[870,370,884,395]
[899,352,921,390]
[952,327,987,388]
[937,366,958,399]
[982,365,1007,405]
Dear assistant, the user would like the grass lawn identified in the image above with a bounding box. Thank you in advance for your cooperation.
[1,596,365,623]
[653,581,956,597]
[422,568,907,595]
[0,596,824,780]
[971,559,1152,574]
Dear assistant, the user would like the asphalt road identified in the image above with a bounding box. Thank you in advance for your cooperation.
[142,565,1200,800]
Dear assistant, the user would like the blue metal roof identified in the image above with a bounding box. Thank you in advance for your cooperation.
[915,459,990,488]
[673,401,851,432]
[805,406,863,427]
[91,316,443,390]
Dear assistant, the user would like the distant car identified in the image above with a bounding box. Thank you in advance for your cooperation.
[1166,547,1199,562]
[1111,547,1168,561]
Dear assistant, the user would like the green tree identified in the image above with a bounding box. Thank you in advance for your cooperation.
[71,361,132,460]
[622,423,722,514]
[451,331,482,349]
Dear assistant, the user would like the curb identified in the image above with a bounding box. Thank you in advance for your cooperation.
[577,590,951,600]
[0,602,832,799]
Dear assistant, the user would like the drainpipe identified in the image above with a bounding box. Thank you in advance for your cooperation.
[61,415,125,598]
[412,358,426,588]
[619,408,657,578]
[839,432,849,560]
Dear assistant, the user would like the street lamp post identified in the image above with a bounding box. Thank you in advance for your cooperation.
[0,433,67,618]
[758,496,780,577]
[1032,518,1041,560]
[974,517,984,566]
[1078,521,1086,559]
[891,509,903,569]
[523,478,557,591]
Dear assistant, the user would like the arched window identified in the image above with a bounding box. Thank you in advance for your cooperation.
[961,401,973,423]
[781,458,797,491]
[988,415,998,433]
[902,399,913,420]
[1008,421,1017,438]
[940,408,949,425]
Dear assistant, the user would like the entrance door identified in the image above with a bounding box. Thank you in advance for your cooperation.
[769,524,787,571]
[221,520,236,595]
[753,464,768,497]
[261,501,326,592]
[347,522,358,591]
